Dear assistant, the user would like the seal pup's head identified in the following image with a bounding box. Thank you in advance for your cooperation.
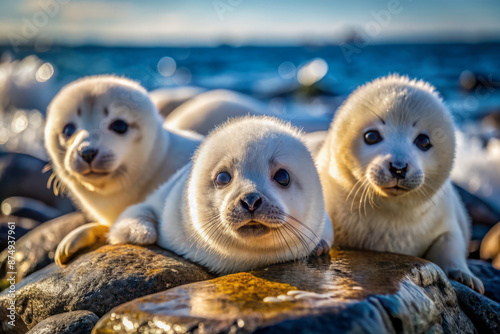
[326,74,455,204]
[187,116,326,273]
[45,75,163,195]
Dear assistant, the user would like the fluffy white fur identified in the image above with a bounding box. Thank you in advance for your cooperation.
[316,74,484,293]
[45,75,201,265]
[109,116,333,274]
[164,89,331,135]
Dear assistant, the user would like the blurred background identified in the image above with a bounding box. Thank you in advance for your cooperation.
[0,0,500,263]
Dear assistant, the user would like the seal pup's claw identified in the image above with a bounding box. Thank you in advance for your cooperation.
[55,222,109,266]
[314,239,331,256]
[447,268,484,294]
[108,217,157,245]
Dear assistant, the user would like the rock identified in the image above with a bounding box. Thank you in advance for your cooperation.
[454,184,500,229]
[0,244,213,331]
[451,281,500,334]
[0,212,88,282]
[0,216,40,251]
[483,110,500,133]
[0,153,74,213]
[93,248,475,334]
[468,259,500,303]
[27,311,98,334]
[454,184,500,258]
[1,196,67,223]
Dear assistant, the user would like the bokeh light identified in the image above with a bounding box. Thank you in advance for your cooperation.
[158,57,177,77]
[297,58,328,86]
[35,63,54,82]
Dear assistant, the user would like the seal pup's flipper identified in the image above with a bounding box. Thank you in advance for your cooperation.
[425,231,484,294]
[107,204,158,246]
[480,222,500,269]
[55,222,109,266]
[314,213,334,256]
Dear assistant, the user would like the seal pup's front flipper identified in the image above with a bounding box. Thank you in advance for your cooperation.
[425,231,484,294]
[55,222,109,266]
[314,213,334,256]
[107,175,180,245]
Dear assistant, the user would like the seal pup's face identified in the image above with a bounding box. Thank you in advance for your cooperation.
[45,76,161,195]
[331,76,455,203]
[189,118,325,260]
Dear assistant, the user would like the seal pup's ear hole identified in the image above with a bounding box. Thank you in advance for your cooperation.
[215,171,231,188]
[364,130,383,145]
[109,119,128,134]
[273,169,290,187]
[414,134,432,151]
[104,107,109,116]
[62,123,76,139]
[77,107,82,116]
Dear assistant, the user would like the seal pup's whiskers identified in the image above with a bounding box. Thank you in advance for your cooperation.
[110,116,333,274]
[316,74,484,293]
[45,75,202,265]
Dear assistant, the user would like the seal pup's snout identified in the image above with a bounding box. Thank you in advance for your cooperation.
[389,161,408,180]
[240,192,263,213]
[79,146,99,164]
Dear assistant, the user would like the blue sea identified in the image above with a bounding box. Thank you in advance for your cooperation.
[4,43,500,121]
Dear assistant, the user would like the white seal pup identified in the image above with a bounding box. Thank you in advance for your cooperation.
[109,116,334,274]
[45,75,202,265]
[149,86,206,119]
[316,74,484,293]
[164,89,331,135]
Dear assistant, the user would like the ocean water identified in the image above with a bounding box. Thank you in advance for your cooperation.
[3,43,500,120]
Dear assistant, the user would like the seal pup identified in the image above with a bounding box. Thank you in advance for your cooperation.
[164,89,331,135]
[109,116,333,274]
[149,86,205,119]
[316,74,484,293]
[45,75,202,265]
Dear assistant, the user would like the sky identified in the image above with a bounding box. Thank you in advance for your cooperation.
[0,0,499,46]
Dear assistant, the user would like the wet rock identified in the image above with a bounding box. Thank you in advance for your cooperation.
[0,212,88,282]
[468,259,500,303]
[451,281,500,334]
[0,153,74,213]
[93,249,475,334]
[0,244,213,331]
[27,310,98,334]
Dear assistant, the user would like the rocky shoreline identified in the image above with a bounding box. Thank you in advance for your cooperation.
[0,214,499,333]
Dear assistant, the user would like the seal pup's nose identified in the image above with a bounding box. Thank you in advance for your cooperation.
[240,193,263,213]
[79,147,99,164]
[389,162,408,180]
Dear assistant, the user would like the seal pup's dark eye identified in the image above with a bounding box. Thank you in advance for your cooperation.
[109,119,128,134]
[273,169,290,187]
[62,123,76,138]
[215,172,231,188]
[414,134,432,151]
[364,130,383,145]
